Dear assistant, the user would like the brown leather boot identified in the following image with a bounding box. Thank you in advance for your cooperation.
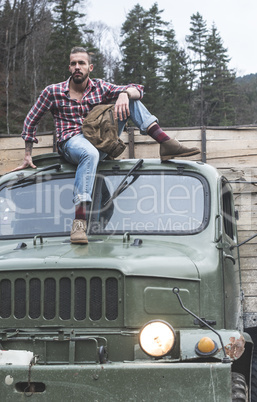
[160,138,200,161]
[70,219,88,244]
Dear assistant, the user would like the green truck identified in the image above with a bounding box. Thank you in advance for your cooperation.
[0,152,256,401]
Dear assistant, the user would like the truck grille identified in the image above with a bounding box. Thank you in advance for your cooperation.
[0,270,123,327]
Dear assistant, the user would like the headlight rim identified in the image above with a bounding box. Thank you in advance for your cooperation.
[139,319,176,358]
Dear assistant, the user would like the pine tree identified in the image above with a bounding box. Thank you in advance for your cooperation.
[160,25,192,126]
[120,4,148,85]
[186,12,208,125]
[143,3,168,111]
[203,24,236,126]
[234,75,257,125]
[120,3,169,115]
[46,0,88,82]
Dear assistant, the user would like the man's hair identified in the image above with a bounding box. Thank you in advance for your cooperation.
[70,47,92,63]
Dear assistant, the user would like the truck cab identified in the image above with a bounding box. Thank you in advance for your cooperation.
[0,153,253,401]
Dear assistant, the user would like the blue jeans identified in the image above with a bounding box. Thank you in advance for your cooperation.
[59,100,157,205]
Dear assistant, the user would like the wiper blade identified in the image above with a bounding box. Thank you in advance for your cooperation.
[104,159,143,206]
[6,164,61,188]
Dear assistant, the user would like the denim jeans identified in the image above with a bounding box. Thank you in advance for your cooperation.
[59,100,157,205]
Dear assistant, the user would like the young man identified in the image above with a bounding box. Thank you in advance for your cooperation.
[14,46,200,244]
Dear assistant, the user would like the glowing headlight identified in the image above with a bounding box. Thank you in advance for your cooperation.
[139,320,176,358]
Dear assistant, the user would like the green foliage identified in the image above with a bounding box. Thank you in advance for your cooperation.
[234,74,257,124]
[159,26,192,126]
[186,15,237,126]
[45,0,87,82]
[186,12,207,66]
[120,4,149,84]
[0,2,256,134]
[203,24,237,126]
[120,3,192,126]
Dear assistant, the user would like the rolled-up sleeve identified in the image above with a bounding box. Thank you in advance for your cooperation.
[101,81,144,102]
[125,83,144,99]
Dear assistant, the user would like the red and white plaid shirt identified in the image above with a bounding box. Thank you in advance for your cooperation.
[21,77,144,144]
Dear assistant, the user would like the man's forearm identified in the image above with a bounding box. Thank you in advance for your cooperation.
[25,141,33,156]
[11,140,36,171]
[125,87,141,100]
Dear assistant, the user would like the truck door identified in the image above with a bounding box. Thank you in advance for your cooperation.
[221,180,242,330]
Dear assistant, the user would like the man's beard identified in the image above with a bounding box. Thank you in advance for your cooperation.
[72,72,89,84]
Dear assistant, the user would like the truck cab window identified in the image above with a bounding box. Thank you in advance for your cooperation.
[90,171,210,235]
[222,182,234,239]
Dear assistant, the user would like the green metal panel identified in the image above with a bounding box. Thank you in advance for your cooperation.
[1,362,232,401]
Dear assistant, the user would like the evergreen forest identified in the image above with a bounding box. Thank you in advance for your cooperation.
[1,0,257,134]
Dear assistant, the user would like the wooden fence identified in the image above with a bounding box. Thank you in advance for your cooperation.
[1,126,257,315]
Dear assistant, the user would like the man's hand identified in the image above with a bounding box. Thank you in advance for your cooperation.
[114,87,141,121]
[11,141,36,171]
[11,155,37,172]
[114,92,130,121]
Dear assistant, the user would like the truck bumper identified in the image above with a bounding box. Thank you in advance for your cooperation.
[1,361,232,401]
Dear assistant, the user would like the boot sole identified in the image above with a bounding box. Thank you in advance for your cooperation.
[70,239,88,244]
[161,149,200,161]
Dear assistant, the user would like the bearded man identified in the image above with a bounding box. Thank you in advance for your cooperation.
[15,47,200,244]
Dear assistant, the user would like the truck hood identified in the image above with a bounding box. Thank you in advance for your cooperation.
[0,236,200,280]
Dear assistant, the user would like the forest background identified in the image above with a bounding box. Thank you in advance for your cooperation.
[1,0,257,135]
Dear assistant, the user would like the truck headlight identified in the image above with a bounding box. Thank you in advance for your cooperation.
[139,320,176,358]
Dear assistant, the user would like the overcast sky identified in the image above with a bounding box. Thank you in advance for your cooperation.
[87,0,257,77]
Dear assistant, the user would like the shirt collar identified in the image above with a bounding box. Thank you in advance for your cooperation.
[63,77,96,95]
[63,77,71,94]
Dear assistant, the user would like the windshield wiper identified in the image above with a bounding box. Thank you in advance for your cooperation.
[104,159,143,206]
[6,164,61,188]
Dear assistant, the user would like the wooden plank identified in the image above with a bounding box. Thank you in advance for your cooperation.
[120,128,202,143]
[0,134,54,150]
[243,283,257,296]
[237,221,257,233]
[237,244,257,258]
[234,193,257,202]
[241,267,257,281]
[244,297,257,312]
[134,143,159,159]
[0,147,53,174]
[132,143,202,160]
[210,155,257,169]
[207,128,257,140]
[119,141,202,159]
[218,167,257,182]
[238,231,257,243]
[236,208,257,221]
[207,140,257,160]
[165,129,201,141]
[234,193,257,204]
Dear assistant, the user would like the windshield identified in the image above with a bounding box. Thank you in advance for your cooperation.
[0,170,210,238]
[0,175,75,238]
[90,171,210,235]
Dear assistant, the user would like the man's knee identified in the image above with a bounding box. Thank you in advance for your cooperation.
[80,145,99,165]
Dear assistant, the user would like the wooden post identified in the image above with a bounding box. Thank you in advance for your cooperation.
[128,127,135,159]
[201,126,206,163]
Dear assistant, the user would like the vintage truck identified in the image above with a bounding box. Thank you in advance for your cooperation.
[0,151,256,401]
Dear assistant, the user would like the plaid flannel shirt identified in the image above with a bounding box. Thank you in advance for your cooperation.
[21,77,144,144]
